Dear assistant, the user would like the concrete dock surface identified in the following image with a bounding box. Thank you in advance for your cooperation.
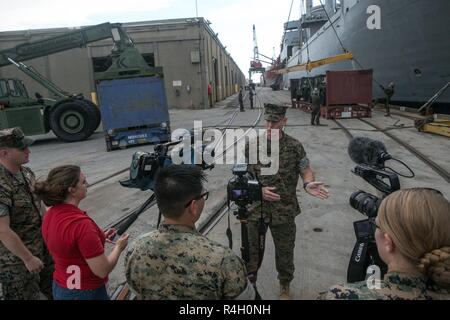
[27,87,450,299]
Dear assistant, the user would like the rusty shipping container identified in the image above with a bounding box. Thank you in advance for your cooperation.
[326,70,373,106]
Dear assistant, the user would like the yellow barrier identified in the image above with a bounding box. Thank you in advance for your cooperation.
[90,92,98,106]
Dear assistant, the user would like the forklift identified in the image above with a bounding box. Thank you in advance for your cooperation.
[0,22,170,149]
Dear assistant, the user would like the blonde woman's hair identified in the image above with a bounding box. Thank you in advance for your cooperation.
[377,188,450,289]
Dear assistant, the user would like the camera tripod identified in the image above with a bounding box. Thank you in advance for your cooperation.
[230,204,266,300]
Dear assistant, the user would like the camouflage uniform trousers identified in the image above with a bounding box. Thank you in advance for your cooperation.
[311,105,321,125]
[385,96,391,115]
[246,219,296,286]
[0,250,53,300]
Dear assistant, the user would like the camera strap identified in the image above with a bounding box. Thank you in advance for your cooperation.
[257,216,268,269]
[256,175,268,269]
[226,205,233,249]
[157,210,162,229]
[347,240,370,283]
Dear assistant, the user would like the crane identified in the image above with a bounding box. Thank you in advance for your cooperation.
[0,22,170,148]
[253,25,260,66]
[249,25,265,81]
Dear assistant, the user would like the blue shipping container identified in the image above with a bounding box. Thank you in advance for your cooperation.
[97,76,171,150]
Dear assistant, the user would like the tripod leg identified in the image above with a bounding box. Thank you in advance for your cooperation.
[240,219,250,264]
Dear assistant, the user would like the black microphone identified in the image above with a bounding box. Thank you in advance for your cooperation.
[348,137,392,167]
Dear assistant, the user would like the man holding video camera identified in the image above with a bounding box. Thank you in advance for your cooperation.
[124,164,255,300]
[245,104,329,300]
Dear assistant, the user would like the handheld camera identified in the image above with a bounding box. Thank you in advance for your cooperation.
[346,137,414,283]
[227,164,262,212]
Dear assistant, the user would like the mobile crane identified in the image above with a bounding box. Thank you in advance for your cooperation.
[0,22,170,146]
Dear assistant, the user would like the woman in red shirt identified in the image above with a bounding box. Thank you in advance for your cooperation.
[35,165,129,300]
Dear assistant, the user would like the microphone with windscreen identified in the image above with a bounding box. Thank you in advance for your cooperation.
[347,137,392,168]
[345,137,415,284]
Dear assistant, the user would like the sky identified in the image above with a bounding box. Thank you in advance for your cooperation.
[0,0,323,80]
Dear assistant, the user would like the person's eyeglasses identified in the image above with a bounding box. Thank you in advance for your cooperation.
[369,219,381,230]
[184,191,209,208]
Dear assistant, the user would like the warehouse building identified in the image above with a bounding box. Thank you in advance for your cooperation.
[0,17,245,109]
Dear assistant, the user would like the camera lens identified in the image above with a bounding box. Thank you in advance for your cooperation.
[349,191,381,218]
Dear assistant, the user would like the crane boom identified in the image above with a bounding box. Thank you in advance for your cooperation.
[275,52,354,74]
[253,24,259,60]
[7,57,70,98]
[0,22,128,67]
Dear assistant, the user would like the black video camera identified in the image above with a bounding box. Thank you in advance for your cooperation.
[347,165,400,283]
[227,164,262,211]
[346,137,415,283]
[113,132,215,236]
[119,141,177,191]
[120,131,214,191]
[347,165,401,282]
[226,164,265,277]
[349,164,400,218]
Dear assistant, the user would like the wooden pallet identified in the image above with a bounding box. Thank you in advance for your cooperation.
[320,105,372,119]
[419,120,450,138]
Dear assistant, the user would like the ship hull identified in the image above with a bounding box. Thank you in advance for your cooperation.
[286,0,450,111]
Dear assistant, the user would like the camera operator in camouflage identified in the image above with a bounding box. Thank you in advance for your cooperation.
[0,127,53,300]
[125,165,255,300]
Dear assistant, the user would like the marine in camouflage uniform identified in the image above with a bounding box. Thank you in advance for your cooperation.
[125,224,254,300]
[380,82,395,116]
[249,87,255,109]
[244,104,329,298]
[0,128,53,300]
[311,88,321,125]
[245,128,306,285]
[318,271,450,300]
[238,86,245,112]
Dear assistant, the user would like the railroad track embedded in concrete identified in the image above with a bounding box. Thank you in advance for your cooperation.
[103,89,264,231]
[358,118,450,183]
[87,168,130,188]
[387,111,422,121]
[333,118,450,183]
[110,93,265,299]
[198,91,271,235]
[331,119,354,140]
[88,90,258,189]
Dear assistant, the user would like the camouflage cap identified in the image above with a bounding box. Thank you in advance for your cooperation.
[0,127,34,149]
[264,103,288,122]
